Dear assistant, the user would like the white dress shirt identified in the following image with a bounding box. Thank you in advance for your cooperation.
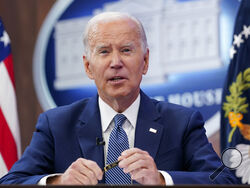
[98,94,139,164]
[39,94,173,185]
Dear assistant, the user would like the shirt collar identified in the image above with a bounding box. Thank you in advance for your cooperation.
[98,94,141,132]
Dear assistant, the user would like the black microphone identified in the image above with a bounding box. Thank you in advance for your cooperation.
[96,137,105,146]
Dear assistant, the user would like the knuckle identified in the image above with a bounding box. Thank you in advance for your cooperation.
[82,176,93,185]
[71,162,78,169]
[76,158,83,163]
[88,170,95,179]
[81,176,88,185]
[72,161,77,167]
[138,159,145,166]
[134,152,140,158]
[88,160,97,168]
[133,148,139,152]
[67,169,75,177]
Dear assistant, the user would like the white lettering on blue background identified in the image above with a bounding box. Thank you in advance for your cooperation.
[168,88,222,108]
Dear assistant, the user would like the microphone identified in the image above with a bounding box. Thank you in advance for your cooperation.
[96,137,105,146]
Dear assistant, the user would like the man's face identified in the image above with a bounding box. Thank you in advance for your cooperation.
[84,18,149,103]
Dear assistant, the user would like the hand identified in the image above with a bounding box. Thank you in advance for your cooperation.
[118,148,165,185]
[47,158,103,185]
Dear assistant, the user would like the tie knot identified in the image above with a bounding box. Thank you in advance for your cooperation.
[114,114,126,128]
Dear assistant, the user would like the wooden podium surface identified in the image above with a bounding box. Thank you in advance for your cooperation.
[0,185,249,188]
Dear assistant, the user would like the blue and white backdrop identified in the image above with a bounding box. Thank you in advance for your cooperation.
[33,0,241,138]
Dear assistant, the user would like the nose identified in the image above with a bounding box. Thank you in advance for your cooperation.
[110,51,123,69]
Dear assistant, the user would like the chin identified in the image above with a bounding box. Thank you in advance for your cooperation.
[106,90,127,98]
[110,92,128,98]
[112,90,139,99]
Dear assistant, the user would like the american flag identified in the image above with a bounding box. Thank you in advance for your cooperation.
[0,18,21,178]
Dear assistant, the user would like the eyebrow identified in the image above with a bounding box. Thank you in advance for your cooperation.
[121,42,135,48]
[95,42,135,49]
[95,44,111,51]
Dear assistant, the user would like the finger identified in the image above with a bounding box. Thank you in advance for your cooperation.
[123,158,146,173]
[69,158,102,184]
[130,168,148,180]
[129,165,163,185]
[119,151,150,169]
[80,158,103,181]
[120,148,147,158]
[77,164,98,184]
[128,168,144,183]
[74,172,92,185]
[71,165,97,185]
[62,168,86,185]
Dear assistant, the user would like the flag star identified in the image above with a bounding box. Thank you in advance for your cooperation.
[0,30,10,47]
[243,25,250,39]
[233,33,244,48]
[230,46,236,59]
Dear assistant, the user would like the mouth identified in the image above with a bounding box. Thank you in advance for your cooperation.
[109,76,125,82]
[109,76,125,81]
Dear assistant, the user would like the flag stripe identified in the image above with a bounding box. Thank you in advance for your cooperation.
[0,62,21,158]
[0,107,18,170]
[0,154,8,178]
[3,54,15,88]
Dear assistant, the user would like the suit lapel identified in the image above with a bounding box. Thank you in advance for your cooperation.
[134,91,164,159]
[75,92,163,184]
[76,95,105,171]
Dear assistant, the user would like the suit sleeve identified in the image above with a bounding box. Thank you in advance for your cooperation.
[167,111,240,184]
[0,113,55,184]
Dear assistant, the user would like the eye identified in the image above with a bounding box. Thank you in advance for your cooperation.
[99,49,109,55]
[121,48,131,53]
[100,50,108,54]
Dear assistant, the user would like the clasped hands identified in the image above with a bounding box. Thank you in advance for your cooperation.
[48,148,165,185]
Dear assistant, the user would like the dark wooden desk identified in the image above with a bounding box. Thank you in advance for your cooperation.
[0,185,249,188]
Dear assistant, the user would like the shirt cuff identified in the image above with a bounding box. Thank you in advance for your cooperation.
[159,170,174,185]
[37,173,62,185]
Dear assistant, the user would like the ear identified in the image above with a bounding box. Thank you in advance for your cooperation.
[142,48,149,75]
[83,55,94,80]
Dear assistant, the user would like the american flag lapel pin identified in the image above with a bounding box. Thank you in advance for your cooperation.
[149,128,157,133]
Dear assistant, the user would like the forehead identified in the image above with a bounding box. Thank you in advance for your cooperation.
[88,18,141,47]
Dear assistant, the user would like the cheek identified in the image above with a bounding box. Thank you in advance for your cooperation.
[92,65,106,81]
[90,61,102,75]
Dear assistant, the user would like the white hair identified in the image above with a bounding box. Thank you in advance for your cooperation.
[83,12,148,59]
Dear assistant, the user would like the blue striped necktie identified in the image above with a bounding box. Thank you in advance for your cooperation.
[105,114,131,184]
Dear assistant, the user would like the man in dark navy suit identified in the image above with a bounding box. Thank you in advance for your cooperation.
[0,12,239,185]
